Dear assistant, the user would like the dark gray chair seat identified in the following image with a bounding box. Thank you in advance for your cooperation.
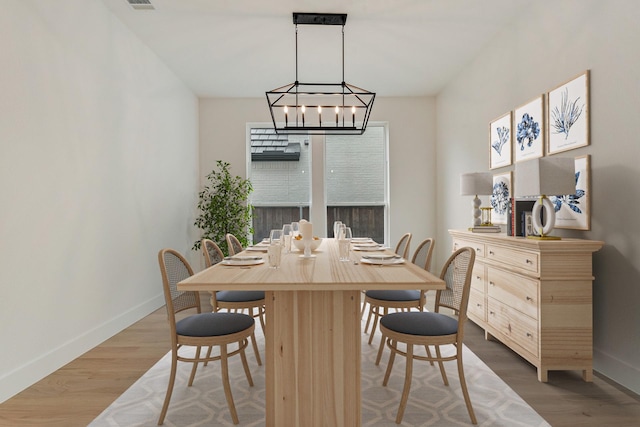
[217,290,265,303]
[176,312,255,337]
[380,311,458,336]
[366,289,421,302]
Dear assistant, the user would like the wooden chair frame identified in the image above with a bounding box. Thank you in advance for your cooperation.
[158,248,255,425]
[202,239,265,366]
[363,238,434,344]
[376,247,477,425]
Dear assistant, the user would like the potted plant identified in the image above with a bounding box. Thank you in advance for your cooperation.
[193,160,254,256]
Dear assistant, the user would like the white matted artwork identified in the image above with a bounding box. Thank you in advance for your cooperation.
[489,111,512,169]
[549,154,590,230]
[547,71,590,155]
[490,171,512,225]
[514,95,544,162]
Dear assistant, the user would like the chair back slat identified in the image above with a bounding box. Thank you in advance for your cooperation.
[411,238,435,272]
[226,233,243,256]
[394,233,412,259]
[436,247,475,319]
[158,249,200,316]
[203,239,225,267]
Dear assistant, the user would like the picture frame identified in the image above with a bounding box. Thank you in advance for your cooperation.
[489,111,512,169]
[523,211,535,237]
[550,154,591,230]
[547,70,590,155]
[490,171,512,225]
[514,95,545,162]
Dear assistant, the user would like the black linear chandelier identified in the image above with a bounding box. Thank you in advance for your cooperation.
[266,12,376,135]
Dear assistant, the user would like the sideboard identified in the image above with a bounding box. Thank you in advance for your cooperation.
[449,229,604,382]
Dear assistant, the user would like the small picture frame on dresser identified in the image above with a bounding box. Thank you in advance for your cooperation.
[523,211,535,237]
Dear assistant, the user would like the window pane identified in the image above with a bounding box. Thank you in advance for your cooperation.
[249,128,310,241]
[325,126,387,242]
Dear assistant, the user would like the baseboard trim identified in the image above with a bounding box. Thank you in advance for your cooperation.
[0,294,164,403]
[594,348,640,396]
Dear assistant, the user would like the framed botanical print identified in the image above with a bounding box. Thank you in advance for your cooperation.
[489,112,512,169]
[547,70,590,155]
[490,171,512,224]
[550,154,591,230]
[514,95,545,162]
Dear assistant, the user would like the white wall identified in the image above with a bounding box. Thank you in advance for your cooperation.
[436,0,640,393]
[0,0,199,402]
[199,97,438,253]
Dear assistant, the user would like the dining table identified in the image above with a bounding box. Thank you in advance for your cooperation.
[178,237,445,427]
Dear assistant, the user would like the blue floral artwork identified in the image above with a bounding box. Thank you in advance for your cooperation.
[490,112,512,169]
[549,155,590,230]
[514,96,544,162]
[547,71,589,154]
[516,113,540,151]
[490,172,511,224]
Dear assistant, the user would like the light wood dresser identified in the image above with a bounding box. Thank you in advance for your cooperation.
[449,229,604,382]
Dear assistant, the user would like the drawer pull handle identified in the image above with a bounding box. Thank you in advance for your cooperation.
[526,296,532,301]
[526,332,532,338]
[489,250,494,255]
[526,259,533,264]
[476,303,482,307]
[489,281,495,286]
[489,311,495,315]
[476,275,481,280]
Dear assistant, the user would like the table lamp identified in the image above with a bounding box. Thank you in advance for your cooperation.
[460,172,494,227]
[514,157,575,240]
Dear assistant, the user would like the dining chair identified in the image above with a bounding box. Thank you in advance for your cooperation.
[394,232,412,259]
[362,238,435,345]
[376,246,477,424]
[157,248,255,425]
[203,239,265,365]
[225,233,244,256]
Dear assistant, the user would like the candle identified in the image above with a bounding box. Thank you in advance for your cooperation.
[301,105,305,126]
[335,106,339,126]
[300,220,313,241]
[284,105,288,127]
[351,106,356,126]
[318,106,322,127]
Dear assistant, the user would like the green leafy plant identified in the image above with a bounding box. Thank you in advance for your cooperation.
[193,160,253,256]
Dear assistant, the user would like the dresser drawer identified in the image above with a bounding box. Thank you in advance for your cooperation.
[487,267,538,319]
[470,263,486,292]
[468,288,486,323]
[453,239,485,259]
[488,298,538,357]
[486,244,539,273]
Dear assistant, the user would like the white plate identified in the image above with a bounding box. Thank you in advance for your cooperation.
[221,256,265,266]
[353,245,385,251]
[246,246,268,252]
[360,257,405,265]
[352,237,373,243]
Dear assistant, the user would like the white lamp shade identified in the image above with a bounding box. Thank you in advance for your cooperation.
[514,157,575,197]
[460,172,493,196]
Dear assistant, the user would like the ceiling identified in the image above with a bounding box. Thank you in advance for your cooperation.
[101,0,530,98]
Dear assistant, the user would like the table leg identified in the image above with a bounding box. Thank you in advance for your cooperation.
[265,290,361,427]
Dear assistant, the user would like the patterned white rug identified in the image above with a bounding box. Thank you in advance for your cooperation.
[90,319,550,427]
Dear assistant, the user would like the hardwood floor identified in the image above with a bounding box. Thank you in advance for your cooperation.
[1,297,640,426]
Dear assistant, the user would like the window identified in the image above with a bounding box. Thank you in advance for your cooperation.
[248,125,388,243]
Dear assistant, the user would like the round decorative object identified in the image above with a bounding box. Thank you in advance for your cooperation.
[531,197,556,236]
[292,238,322,252]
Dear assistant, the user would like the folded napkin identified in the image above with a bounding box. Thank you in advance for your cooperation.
[224,256,263,261]
[361,254,401,260]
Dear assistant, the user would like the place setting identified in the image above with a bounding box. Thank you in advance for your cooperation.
[359,253,405,265]
[220,255,265,266]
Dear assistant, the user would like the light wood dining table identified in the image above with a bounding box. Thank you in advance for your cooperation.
[178,238,445,427]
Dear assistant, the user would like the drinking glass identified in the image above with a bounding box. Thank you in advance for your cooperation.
[333,221,343,239]
[290,221,300,238]
[282,224,293,253]
[338,226,352,261]
[268,229,283,268]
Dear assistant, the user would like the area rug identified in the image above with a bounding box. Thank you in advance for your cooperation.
[90,320,550,427]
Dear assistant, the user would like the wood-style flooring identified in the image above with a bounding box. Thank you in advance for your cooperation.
[1,296,640,427]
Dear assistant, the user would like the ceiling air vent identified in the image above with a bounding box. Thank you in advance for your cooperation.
[127,0,154,10]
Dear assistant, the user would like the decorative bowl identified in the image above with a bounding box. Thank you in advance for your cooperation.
[292,237,323,252]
